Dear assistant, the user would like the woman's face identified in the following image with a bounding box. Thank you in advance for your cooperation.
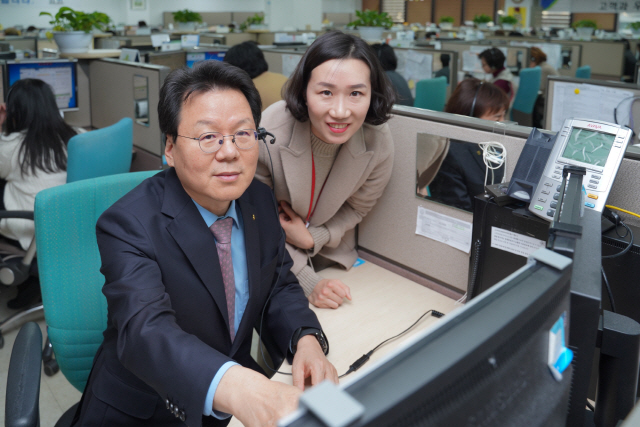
[305,58,372,144]
[479,109,506,122]
[480,57,493,74]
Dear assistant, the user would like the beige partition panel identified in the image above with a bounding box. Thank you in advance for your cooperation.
[359,107,640,292]
[257,33,276,45]
[1,37,37,52]
[262,48,306,76]
[232,12,264,24]
[64,60,91,128]
[323,13,353,26]
[147,51,186,71]
[163,12,232,26]
[224,33,258,46]
[89,59,169,158]
[359,108,529,291]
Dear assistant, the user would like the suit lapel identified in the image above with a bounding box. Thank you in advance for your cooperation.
[280,119,313,219]
[231,196,260,354]
[162,169,232,337]
[310,127,374,225]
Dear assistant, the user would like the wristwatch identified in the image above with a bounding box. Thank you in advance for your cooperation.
[290,327,329,356]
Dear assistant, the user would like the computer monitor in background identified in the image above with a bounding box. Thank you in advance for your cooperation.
[6,59,78,111]
[282,248,574,427]
[186,51,225,68]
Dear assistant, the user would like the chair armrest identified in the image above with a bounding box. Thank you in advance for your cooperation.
[5,322,42,427]
[0,211,34,220]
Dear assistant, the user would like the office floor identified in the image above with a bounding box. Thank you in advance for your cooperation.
[0,286,82,427]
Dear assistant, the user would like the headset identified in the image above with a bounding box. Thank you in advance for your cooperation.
[469,81,484,117]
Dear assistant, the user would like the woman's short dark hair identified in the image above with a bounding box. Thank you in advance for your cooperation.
[284,31,396,126]
[223,41,268,79]
[529,47,546,65]
[158,60,262,142]
[479,47,506,70]
[445,78,509,119]
[3,79,76,176]
[440,53,450,67]
[371,43,397,71]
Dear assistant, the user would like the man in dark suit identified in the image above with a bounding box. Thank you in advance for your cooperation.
[71,61,338,427]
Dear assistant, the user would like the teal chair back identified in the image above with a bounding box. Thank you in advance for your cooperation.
[67,118,133,183]
[576,65,591,79]
[511,66,541,116]
[414,76,447,111]
[34,171,158,392]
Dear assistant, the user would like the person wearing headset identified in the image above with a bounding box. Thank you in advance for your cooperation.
[0,79,82,309]
[71,61,337,427]
[529,47,558,128]
[479,47,516,101]
[255,31,397,309]
[427,78,509,212]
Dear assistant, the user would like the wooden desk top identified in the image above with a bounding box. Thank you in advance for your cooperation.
[228,260,457,427]
[60,49,121,59]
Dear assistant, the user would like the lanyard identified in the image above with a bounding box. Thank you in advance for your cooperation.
[305,151,330,225]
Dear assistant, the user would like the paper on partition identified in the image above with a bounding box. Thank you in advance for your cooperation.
[397,50,432,89]
[550,82,634,131]
[415,206,472,253]
[282,54,302,78]
[490,227,545,258]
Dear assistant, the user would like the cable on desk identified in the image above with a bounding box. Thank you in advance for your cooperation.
[605,205,640,220]
[338,309,445,378]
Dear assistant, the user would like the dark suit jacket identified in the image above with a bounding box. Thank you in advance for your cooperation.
[428,140,504,212]
[72,168,321,427]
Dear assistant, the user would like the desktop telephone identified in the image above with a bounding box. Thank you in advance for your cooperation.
[529,118,631,221]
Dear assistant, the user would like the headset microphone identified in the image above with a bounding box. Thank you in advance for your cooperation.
[257,127,276,144]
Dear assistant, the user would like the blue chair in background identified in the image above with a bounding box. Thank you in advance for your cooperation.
[511,66,541,127]
[414,76,447,112]
[576,65,591,79]
[4,171,158,427]
[67,117,134,183]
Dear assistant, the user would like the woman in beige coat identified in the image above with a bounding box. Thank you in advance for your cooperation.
[255,31,396,309]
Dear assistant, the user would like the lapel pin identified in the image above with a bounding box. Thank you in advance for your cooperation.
[253,214,255,220]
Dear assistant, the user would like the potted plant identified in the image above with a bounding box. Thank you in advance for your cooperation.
[40,6,110,53]
[630,21,640,34]
[348,9,394,42]
[473,14,492,29]
[499,15,518,30]
[172,9,203,31]
[439,16,454,30]
[239,13,265,32]
[573,19,597,39]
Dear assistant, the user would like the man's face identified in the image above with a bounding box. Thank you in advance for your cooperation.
[165,88,258,216]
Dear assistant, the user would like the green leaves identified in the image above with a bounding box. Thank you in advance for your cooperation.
[473,14,492,24]
[348,9,394,29]
[572,19,597,29]
[172,9,203,24]
[39,7,110,33]
[499,15,518,25]
[439,16,454,23]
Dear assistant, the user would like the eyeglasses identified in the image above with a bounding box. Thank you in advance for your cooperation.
[177,129,258,153]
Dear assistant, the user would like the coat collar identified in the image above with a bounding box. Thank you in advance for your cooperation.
[279,120,374,225]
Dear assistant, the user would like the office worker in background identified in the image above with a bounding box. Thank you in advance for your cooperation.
[529,47,558,128]
[428,78,509,212]
[71,61,337,427]
[371,43,413,106]
[256,31,396,309]
[0,79,80,308]
[479,47,516,101]
[434,53,451,84]
[224,41,289,111]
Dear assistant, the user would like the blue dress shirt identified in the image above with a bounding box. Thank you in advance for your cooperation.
[193,200,249,418]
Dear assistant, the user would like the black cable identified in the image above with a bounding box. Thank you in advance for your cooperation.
[601,267,616,314]
[602,222,633,259]
[338,309,445,378]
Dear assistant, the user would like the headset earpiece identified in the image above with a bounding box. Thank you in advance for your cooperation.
[257,127,276,145]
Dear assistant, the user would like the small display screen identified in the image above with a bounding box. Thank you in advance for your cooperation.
[561,127,615,167]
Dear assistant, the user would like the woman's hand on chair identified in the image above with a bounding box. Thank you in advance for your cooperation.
[278,201,314,250]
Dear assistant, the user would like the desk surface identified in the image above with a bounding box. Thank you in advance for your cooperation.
[228,260,457,427]
[60,49,121,59]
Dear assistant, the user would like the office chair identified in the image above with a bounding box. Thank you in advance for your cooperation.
[0,118,134,354]
[511,66,541,127]
[576,65,592,79]
[4,171,157,427]
[414,76,448,112]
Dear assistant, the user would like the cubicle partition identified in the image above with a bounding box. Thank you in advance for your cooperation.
[163,12,233,27]
[0,36,37,53]
[146,50,187,71]
[89,59,169,163]
[262,47,307,77]
[439,41,529,81]
[358,106,640,293]
[393,47,459,99]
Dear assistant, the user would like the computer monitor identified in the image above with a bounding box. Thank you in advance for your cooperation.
[282,249,573,427]
[186,51,225,68]
[6,59,78,111]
